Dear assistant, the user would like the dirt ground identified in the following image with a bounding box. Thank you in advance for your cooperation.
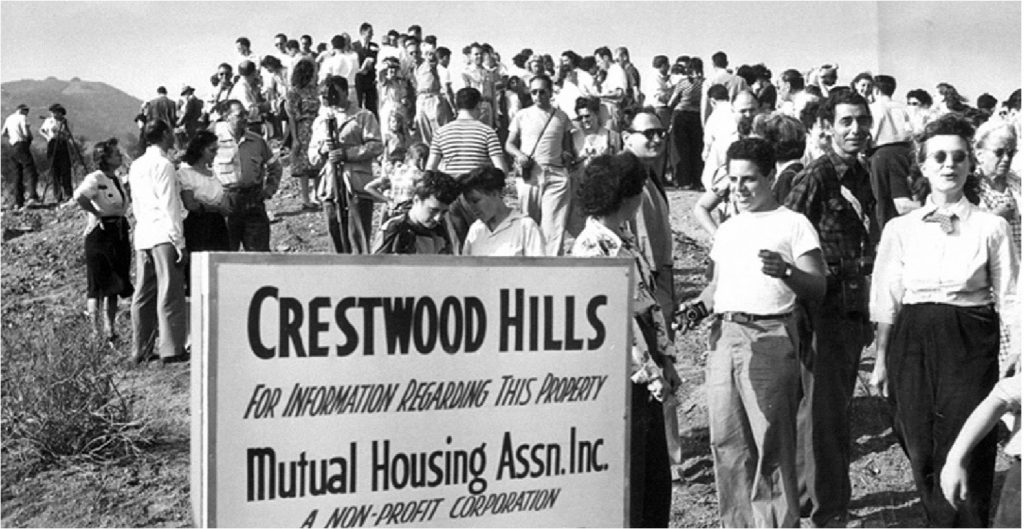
[0,171,1013,527]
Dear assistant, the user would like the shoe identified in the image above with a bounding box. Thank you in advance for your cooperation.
[301,202,319,212]
[24,198,40,208]
[162,353,190,365]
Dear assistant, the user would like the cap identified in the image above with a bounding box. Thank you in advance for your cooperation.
[16,103,28,111]
[181,84,195,96]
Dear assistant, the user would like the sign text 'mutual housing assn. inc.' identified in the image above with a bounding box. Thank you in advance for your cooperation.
[190,254,634,528]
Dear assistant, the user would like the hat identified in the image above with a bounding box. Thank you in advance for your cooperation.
[181,84,195,96]
[48,103,66,114]
[16,103,28,111]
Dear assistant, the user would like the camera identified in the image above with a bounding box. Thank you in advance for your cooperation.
[674,300,709,333]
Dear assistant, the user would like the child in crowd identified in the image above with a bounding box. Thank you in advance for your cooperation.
[366,142,428,222]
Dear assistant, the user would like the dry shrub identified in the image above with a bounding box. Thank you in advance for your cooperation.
[1,320,153,468]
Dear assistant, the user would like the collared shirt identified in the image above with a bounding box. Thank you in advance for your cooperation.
[509,105,571,166]
[2,112,32,144]
[74,170,128,235]
[128,145,185,251]
[177,162,225,207]
[869,97,913,147]
[464,211,546,257]
[307,105,383,190]
[40,116,72,142]
[227,77,261,116]
[784,147,878,264]
[576,69,599,98]
[571,217,675,386]
[320,50,360,85]
[870,196,1018,324]
[701,68,749,124]
[772,161,805,204]
[212,122,282,194]
[642,70,672,108]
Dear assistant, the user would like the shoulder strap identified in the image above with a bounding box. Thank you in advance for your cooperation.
[529,110,557,158]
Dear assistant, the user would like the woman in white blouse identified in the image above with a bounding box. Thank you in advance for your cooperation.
[73,139,132,342]
[177,130,231,253]
[461,166,545,256]
[869,114,1019,527]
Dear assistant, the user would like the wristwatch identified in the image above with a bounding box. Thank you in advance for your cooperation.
[783,263,793,278]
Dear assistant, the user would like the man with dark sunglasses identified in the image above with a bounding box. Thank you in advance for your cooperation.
[506,75,576,255]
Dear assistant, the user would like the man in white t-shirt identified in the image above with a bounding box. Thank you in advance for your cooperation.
[684,137,826,528]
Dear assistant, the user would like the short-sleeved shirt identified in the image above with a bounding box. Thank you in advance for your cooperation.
[176,163,225,207]
[710,206,821,315]
[74,170,128,234]
[353,41,379,89]
[509,105,571,166]
[464,212,546,256]
[430,117,503,176]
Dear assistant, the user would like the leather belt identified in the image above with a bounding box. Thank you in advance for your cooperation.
[717,311,792,323]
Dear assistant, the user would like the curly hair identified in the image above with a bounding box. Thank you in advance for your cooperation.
[414,171,461,204]
[91,138,120,172]
[576,152,647,217]
[291,59,315,89]
[726,137,775,179]
[914,113,980,204]
[755,114,806,163]
[460,166,506,194]
[181,130,218,166]
[817,88,871,125]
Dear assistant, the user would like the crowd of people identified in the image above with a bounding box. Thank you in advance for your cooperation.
[3,21,1022,529]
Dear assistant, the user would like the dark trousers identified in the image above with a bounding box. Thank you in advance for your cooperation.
[357,85,379,118]
[48,141,73,201]
[797,296,873,526]
[868,142,913,229]
[8,141,40,206]
[889,303,999,527]
[630,383,671,527]
[671,110,704,188]
[324,196,373,254]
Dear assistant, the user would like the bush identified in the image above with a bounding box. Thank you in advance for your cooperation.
[1,319,153,468]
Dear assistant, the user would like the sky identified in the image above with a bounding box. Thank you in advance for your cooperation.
[1,1,1020,104]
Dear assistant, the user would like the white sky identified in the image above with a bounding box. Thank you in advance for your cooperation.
[1,1,1020,103]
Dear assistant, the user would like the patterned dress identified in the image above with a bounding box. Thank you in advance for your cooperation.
[285,84,321,178]
[977,172,1021,371]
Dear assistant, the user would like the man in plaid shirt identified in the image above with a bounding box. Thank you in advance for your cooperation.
[783,88,878,528]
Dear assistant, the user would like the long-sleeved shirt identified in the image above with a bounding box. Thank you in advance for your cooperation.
[128,145,185,252]
[870,196,1018,325]
[2,112,32,144]
[212,122,282,195]
[307,105,383,193]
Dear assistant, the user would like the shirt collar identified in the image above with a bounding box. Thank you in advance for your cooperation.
[922,195,973,220]
[824,145,863,181]
[487,210,524,236]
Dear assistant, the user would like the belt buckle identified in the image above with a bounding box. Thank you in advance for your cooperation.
[723,312,752,324]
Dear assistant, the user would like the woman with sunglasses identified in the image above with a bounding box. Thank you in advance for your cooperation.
[870,114,1019,527]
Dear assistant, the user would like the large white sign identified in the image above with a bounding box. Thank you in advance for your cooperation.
[191,254,634,528]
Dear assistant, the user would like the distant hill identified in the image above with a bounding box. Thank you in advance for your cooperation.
[1,77,143,150]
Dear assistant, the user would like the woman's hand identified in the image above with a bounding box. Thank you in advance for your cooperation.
[869,358,888,398]
[940,460,969,507]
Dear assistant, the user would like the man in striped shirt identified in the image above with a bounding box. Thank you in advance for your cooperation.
[426,87,508,248]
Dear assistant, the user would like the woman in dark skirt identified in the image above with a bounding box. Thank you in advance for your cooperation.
[177,130,230,253]
[73,138,133,342]
[869,114,1019,527]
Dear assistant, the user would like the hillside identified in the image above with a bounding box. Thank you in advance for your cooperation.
[1,77,143,148]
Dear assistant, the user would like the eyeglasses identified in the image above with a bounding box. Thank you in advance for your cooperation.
[992,148,1017,159]
[631,129,667,141]
[928,150,968,165]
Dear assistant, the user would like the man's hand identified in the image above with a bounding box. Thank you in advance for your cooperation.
[758,249,791,278]
[514,153,531,168]
[869,359,888,398]
[328,148,346,164]
[646,377,666,402]
[175,246,187,264]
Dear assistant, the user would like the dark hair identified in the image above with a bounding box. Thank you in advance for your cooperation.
[181,130,218,165]
[976,93,998,111]
[301,34,312,43]
[405,37,420,48]
[711,51,728,68]
[575,96,600,115]
[92,138,120,172]
[675,55,690,65]
[751,63,772,81]
[330,35,345,49]
[726,137,775,178]
[511,53,528,69]
[387,29,400,38]
[758,114,806,162]
[850,71,873,89]
[360,22,372,33]
[529,74,553,91]
[436,46,451,60]
[156,86,167,95]
[736,65,757,86]
[320,75,349,106]
[799,101,821,130]
[562,50,581,69]
[291,59,316,88]
[757,85,777,109]
[707,83,729,102]
[143,118,171,145]
[817,88,871,125]
[408,24,422,33]
[414,171,461,204]
[579,56,596,72]
[424,35,437,46]
[670,63,686,76]
[260,55,282,70]
[274,33,287,41]
[455,87,482,110]
[218,62,233,74]
[804,85,823,98]
[236,37,250,48]
[781,69,804,91]
[687,57,704,76]
[460,166,507,194]
[593,46,612,60]
[914,114,979,203]
[651,55,669,69]
[873,75,896,97]
[238,60,256,77]
[285,39,300,51]
[1007,89,1022,111]
[576,152,647,217]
